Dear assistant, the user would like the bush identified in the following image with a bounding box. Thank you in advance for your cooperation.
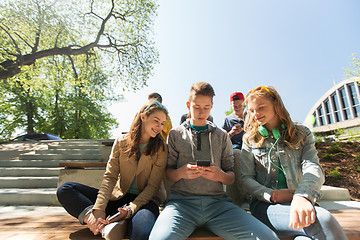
[355,156,360,162]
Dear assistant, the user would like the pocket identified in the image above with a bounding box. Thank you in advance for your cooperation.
[252,148,268,167]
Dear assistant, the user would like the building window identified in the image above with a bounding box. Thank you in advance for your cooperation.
[331,93,342,122]
[324,99,333,124]
[317,106,324,126]
[348,83,360,118]
[339,87,352,120]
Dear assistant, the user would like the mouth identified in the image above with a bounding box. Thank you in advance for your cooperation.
[256,116,265,122]
[152,128,160,135]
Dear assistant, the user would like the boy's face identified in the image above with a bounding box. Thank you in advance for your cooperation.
[231,99,244,117]
[186,95,213,126]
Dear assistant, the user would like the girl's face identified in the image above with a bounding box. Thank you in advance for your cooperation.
[247,96,280,130]
[140,110,167,141]
[187,95,213,126]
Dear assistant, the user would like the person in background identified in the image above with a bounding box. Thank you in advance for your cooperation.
[222,91,248,207]
[240,86,347,240]
[57,100,169,240]
[148,92,173,141]
[149,82,279,240]
[222,91,245,150]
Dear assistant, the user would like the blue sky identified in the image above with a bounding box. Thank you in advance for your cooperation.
[110,0,360,136]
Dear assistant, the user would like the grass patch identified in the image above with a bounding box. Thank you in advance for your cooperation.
[327,142,343,154]
[329,167,343,179]
[321,153,334,160]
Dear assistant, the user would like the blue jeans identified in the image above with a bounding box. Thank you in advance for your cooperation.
[57,182,159,240]
[250,200,348,240]
[149,194,279,240]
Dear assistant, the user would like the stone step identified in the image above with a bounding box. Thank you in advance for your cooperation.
[19,153,102,160]
[0,159,99,167]
[48,145,102,150]
[0,167,61,177]
[320,185,351,201]
[0,176,58,188]
[35,149,101,155]
[0,188,59,206]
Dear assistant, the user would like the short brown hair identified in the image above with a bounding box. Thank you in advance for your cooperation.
[188,82,215,102]
[147,92,162,103]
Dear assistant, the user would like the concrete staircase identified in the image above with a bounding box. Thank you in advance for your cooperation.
[0,139,104,206]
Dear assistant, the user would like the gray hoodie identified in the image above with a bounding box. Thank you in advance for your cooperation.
[167,120,234,196]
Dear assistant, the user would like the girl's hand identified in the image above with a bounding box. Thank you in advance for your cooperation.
[179,163,202,179]
[85,209,106,235]
[289,195,316,230]
[98,207,129,225]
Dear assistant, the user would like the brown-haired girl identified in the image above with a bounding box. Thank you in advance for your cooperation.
[240,86,347,239]
[57,100,168,240]
[149,82,278,240]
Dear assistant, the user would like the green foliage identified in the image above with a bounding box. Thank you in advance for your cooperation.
[346,53,360,78]
[0,0,159,87]
[327,142,343,154]
[225,108,233,116]
[329,167,343,179]
[357,166,360,172]
[355,156,360,163]
[0,0,158,139]
[321,153,334,161]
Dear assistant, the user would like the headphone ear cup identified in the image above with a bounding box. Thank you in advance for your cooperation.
[272,128,281,140]
[258,125,268,137]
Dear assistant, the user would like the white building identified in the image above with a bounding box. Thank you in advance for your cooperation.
[306,77,360,134]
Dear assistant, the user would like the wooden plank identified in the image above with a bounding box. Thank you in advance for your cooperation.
[0,209,359,240]
[59,162,107,168]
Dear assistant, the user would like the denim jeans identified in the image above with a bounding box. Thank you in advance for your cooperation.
[149,194,279,240]
[250,200,348,240]
[57,182,159,240]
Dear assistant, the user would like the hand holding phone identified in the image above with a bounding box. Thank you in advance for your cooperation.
[196,159,211,167]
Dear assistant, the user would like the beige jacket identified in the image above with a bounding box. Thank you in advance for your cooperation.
[93,134,168,214]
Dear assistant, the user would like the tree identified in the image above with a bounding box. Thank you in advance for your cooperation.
[0,0,157,139]
[346,53,360,79]
[0,0,158,90]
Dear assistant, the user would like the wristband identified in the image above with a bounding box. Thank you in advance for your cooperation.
[124,206,133,219]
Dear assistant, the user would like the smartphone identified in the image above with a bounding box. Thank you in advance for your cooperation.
[196,160,211,166]
[108,204,126,221]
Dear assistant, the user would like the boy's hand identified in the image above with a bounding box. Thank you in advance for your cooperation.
[198,163,223,181]
[289,195,316,230]
[179,163,202,179]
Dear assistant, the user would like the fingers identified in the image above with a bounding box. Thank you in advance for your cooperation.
[289,207,316,230]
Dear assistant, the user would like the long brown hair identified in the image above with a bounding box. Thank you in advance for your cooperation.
[125,101,168,157]
[243,86,305,149]
[187,82,215,118]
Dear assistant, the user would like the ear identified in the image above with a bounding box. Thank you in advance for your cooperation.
[186,101,190,110]
[140,112,146,121]
[210,101,214,109]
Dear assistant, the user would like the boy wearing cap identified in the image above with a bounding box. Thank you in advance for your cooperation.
[222,92,245,150]
[223,92,248,207]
